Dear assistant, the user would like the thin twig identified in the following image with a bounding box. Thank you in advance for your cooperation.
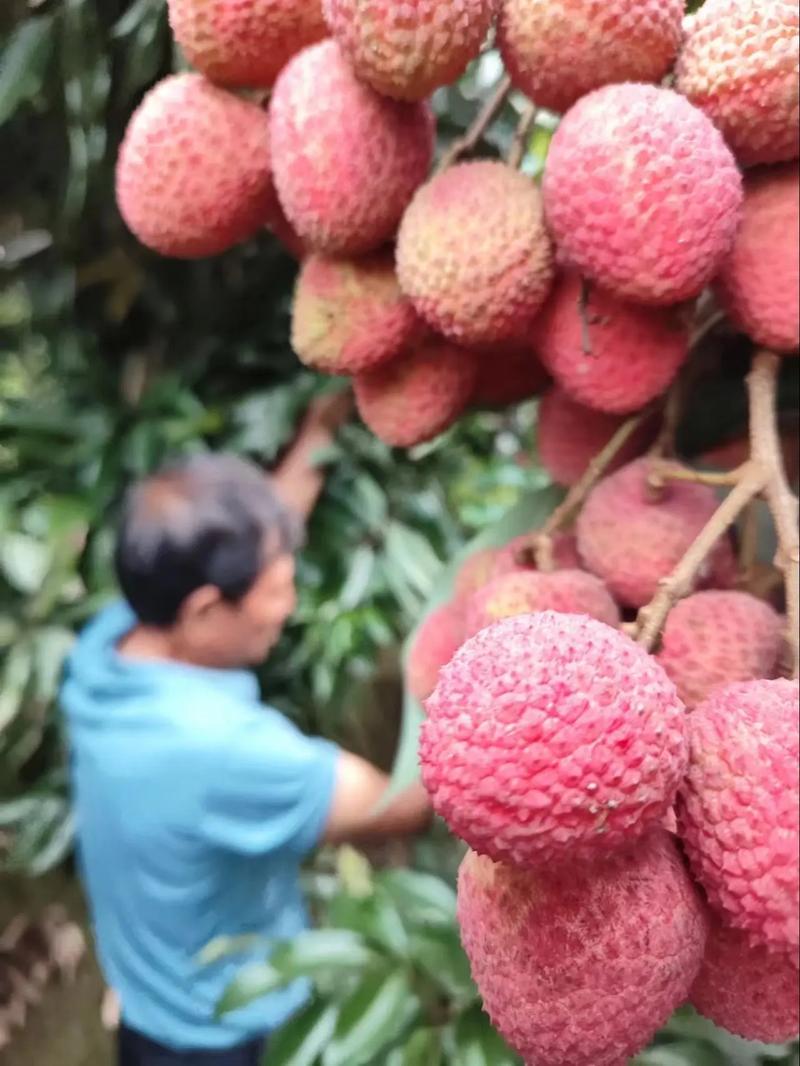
[635,350,799,666]
[647,459,749,490]
[507,103,538,169]
[649,377,684,460]
[534,409,651,570]
[435,75,512,175]
[636,462,768,651]
[749,352,799,677]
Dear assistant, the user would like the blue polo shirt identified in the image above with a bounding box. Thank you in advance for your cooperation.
[60,600,339,1051]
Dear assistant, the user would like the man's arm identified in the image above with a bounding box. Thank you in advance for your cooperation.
[322,751,433,845]
[271,390,353,520]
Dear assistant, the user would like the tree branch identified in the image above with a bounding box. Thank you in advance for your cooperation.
[435,76,512,175]
[647,459,749,490]
[506,103,537,169]
[749,352,799,677]
[534,409,651,570]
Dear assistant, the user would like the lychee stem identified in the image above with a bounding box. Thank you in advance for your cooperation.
[647,460,748,490]
[533,408,652,570]
[636,351,799,677]
[749,352,800,678]
[635,462,768,651]
[507,103,538,170]
[435,75,512,175]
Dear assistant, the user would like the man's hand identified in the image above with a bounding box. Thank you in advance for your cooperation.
[271,388,352,520]
[322,752,433,846]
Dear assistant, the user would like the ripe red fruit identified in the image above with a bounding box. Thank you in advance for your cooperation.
[406,602,465,704]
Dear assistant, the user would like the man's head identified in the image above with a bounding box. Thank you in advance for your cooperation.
[115,454,303,668]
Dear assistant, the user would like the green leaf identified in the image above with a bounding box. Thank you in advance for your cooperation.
[408,927,475,1005]
[197,934,267,966]
[268,999,338,1066]
[0,16,55,125]
[0,532,51,592]
[378,869,458,928]
[322,971,418,1066]
[217,962,284,1016]
[451,1006,521,1066]
[633,1045,725,1066]
[327,888,409,959]
[270,929,384,984]
[400,1027,443,1066]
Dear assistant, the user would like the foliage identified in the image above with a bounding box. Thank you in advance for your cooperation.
[0,1,549,873]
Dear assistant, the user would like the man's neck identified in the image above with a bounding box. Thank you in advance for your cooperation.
[118,625,181,664]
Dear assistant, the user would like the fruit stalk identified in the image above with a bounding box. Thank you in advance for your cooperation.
[435,75,512,174]
[533,408,651,569]
[507,102,538,169]
[637,351,799,675]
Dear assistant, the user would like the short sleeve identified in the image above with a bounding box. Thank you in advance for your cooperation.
[199,708,339,858]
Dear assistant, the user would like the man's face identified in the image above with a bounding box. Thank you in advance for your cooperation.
[177,553,297,668]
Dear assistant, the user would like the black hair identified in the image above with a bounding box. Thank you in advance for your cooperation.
[114,454,303,627]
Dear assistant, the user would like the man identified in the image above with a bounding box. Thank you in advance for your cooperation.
[60,392,432,1066]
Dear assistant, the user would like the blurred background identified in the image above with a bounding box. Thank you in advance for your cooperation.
[0,1,798,1063]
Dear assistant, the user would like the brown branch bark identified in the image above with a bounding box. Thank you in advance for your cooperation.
[647,459,749,490]
[507,103,538,169]
[533,409,651,570]
[435,76,512,175]
[636,351,799,674]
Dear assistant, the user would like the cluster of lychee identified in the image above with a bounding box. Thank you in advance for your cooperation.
[409,508,797,1062]
[114,0,798,458]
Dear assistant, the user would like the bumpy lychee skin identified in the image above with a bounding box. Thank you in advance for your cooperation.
[453,531,581,600]
[471,343,550,409]
[498,0,683,114]
[270,41,435,256]
[577,458,737,608]
[716,164,800,355]
[421,612,688,868]
[538,388,658,487]
[406,602,464,704]
[690,913,800,1044]
[116,75,277,259]
[354,338,476,447]
[656,591,784,709]
[464,569,620,637]
[533,274,690,413]
[323,0,497,102]
[458,832,708,1066]
[675,0,799,167]
[397,161,554,345]
[678,679,800,956]
[543,84,743,305]
[167,0,327,89]
[291,252,422,374]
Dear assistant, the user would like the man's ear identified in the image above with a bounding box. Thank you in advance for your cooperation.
[178,585,223,625]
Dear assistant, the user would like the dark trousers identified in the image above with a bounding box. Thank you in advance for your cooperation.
[118,1024,266,1066]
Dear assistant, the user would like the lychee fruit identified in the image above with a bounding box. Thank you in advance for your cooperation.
[690,913,799,1044]
[471,343,550,409]
[396,161,554,346]
[533,274,691,414]
[167,0,327,89]
[543,84,743,306]
[577,458,737,608]
[464,569,620,637]
[678,678,800,956]
[457,832,709,1066]
[267,199,308,260]
[354,337,476,447]
[291,252,423,374]
[675,0,799,167]
[497,0,684,114]
[323,0,497,102]
[454,547,501,601]
[270,41,435,256]
[116,74,277,259]
[537,388,658,487]
[420,612,688,868]
[656,590,784,709]
[406,602,465,704]
[715,163,799,355]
